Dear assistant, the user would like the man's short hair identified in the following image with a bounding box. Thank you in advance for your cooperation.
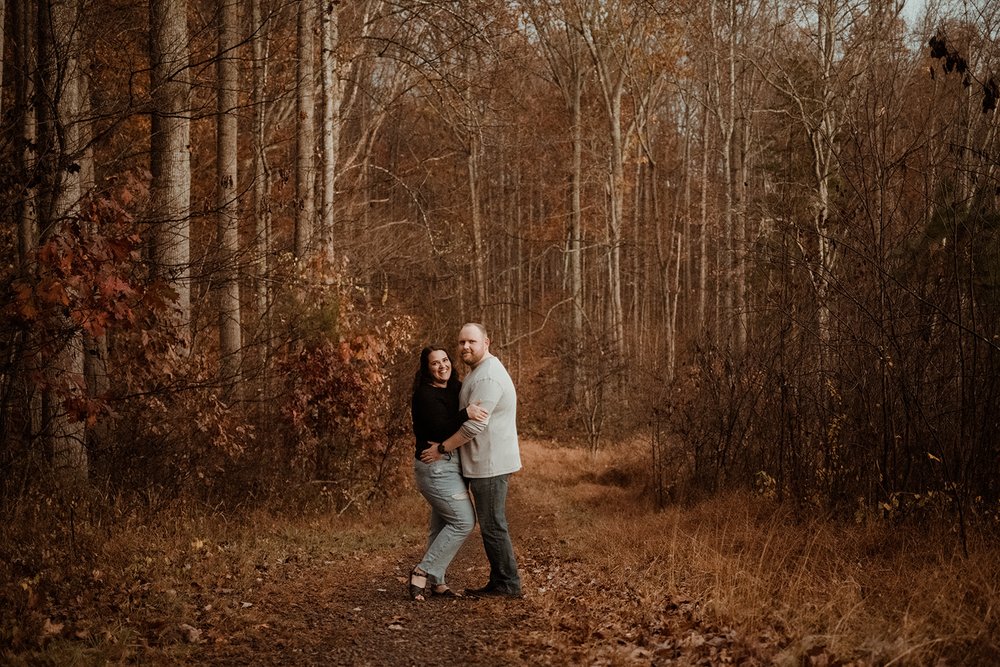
[463,322,489,339]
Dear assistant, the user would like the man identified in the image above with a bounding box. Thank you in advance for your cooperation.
[420,322,522,598]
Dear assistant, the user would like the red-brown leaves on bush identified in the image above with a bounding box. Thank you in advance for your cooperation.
[6,190,173,422]
[271,272,415,494]
[10,194,148,338]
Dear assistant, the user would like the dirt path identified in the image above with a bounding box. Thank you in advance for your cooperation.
[187,440,756,666]
[196,538,540,666]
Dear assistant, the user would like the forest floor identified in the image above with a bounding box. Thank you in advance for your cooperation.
[4,438,999,665]
[179,441,760,667]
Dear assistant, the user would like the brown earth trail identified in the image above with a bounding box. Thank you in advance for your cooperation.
[190,440,757,666]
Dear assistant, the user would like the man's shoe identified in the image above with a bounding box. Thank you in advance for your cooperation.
[465,582,497,595]
[464,583,523,599]
[463,583,498,597]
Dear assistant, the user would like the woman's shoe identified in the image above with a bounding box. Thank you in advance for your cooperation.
[409,568,428,601]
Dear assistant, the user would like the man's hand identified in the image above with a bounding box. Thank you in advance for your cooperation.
[420,443,443,464]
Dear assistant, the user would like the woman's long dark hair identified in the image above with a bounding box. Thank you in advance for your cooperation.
[412,345,460,395]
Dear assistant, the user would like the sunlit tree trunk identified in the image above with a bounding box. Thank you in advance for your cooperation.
[294,0,316,258]
[149,0,192,338]
[216,0,241,385]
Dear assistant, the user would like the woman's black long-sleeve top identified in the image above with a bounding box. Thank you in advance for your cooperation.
[411,382,468,459]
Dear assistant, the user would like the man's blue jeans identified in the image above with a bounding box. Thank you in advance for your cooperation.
[468,474,521,594]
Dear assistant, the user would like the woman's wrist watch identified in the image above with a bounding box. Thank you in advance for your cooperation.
[437,444,447,454]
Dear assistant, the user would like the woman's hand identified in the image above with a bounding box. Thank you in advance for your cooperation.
[420,444,442,464]
[466,401,488,422]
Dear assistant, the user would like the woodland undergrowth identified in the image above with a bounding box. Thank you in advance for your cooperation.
[1,439,998,665]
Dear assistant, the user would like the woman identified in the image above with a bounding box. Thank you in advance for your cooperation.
[408,345,486,600]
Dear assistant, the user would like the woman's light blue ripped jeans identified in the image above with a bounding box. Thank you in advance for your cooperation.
[414,453,476,585]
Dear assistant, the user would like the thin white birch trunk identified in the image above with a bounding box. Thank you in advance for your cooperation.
[149,0,192,337]
[216,0,242,385]
[319,0,341,262]
[294,0,316,258]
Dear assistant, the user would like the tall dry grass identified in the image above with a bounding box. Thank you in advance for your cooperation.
[518,438,1000,665]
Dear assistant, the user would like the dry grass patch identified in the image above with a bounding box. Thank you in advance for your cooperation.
[522,438,1000,665]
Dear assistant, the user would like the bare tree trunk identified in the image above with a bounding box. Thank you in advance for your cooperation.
[0,0,5,120]
[736,104,750,349]
[251,0,271,322]
[468,138,486,315]
[681,98,693,335]
[13,0,38,270]
[813,0,837,360]
[149,0,192,338]
[669,232,682,379]
[294,0,316,258]
[731,0,748,351]
[580,13,627,362]
[568,67,584,396]
[606,93,626,362]
[12,0,41,445]
[319,0,341,262]
[632,157,643,352]
[39,0,87,484]
[713,0,736,350]
[78,50,108,453]
[698,100,711,334]
[217,0,242,386]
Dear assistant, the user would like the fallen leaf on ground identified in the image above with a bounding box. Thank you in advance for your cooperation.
[42,619,64,636]
[178,623,202,643]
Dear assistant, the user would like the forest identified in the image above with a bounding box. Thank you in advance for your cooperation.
[1,0,998,664]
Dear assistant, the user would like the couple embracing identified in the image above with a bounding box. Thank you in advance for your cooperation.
[407,323,522,601]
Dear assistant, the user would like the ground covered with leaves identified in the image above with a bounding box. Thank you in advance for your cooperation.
[3,439,998,665]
